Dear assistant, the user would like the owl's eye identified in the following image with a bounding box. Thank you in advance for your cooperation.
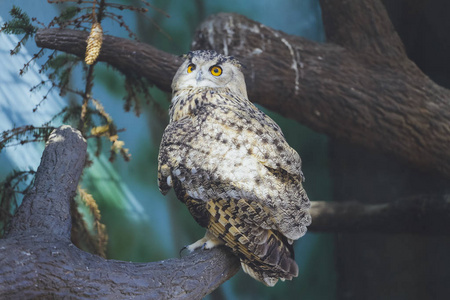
[210,66,223,76]
[187,64,196,73]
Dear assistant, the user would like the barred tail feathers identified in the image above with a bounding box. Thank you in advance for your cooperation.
[206,199,299,286]
[240,229,299,286]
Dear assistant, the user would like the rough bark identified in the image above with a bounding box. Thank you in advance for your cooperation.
[35,28,180,93]
[0,126,240,299]
[5,126,85,239]
[35,4,450,179]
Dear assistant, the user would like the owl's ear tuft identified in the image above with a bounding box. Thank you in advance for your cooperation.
[238,62,247,70]
[183,51,197,60]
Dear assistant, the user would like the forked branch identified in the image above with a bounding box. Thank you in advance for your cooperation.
[0,126,240,299]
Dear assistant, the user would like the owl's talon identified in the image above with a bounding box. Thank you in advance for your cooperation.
[179,245,188,257]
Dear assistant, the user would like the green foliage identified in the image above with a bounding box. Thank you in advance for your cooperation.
[123,74,168,117]
[57,6,79,24]
[48,54,82,92]
[0,126,53,237]
[1,6,37,35]
[0,6,38,55]
[0,125,55,151]
[0,170,36,237]
[1,1,163,162]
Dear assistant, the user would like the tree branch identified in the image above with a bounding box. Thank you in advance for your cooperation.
[5,126,86,239]
[34,1,450,179]
[0,126,239,299]
[309,195,450,234]
[34,28,182,93]
[192,12,450,179]
[320,0,407,57]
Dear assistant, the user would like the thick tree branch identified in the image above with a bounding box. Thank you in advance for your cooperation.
[5,126,86,239]
[192,13,450,179]
[309,195,450,234]
[34,28,182,93]
[34,1,450,180]
[0,126,239,299]
[0,237,239,299]
[320,0,407,57]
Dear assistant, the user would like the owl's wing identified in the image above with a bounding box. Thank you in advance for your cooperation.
[206,198,298,286]
[227,101,304,179]
[157,116,192,195]
[215,101,310,240]
[159,100,310,239]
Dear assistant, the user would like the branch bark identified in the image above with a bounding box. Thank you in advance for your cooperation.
[35,28,180,93]
[5,127,85,238]
[34,1,450,179]
[309,195,450,234]
[0,126,239,299]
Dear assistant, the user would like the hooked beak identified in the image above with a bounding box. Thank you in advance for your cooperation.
[196,70,203,82]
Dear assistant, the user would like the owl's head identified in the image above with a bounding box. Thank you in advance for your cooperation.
[172,50,248,99]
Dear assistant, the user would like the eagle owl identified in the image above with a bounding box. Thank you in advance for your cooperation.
[158,50,311,286]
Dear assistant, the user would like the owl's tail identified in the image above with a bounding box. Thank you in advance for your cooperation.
[239,230,299,287]
[206,199,299,287]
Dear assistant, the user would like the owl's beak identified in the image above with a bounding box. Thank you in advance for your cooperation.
[196,70,203,82]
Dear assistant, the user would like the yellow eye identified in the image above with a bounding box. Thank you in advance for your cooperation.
[210,66,222,76]
[187,64,196,73]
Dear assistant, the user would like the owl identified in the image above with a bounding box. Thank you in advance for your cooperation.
[157,50,311,286]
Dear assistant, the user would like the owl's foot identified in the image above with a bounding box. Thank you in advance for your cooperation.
[179,245,188,257]
[185,231,223,252]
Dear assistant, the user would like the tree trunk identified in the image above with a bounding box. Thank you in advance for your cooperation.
[320,1,450,299]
